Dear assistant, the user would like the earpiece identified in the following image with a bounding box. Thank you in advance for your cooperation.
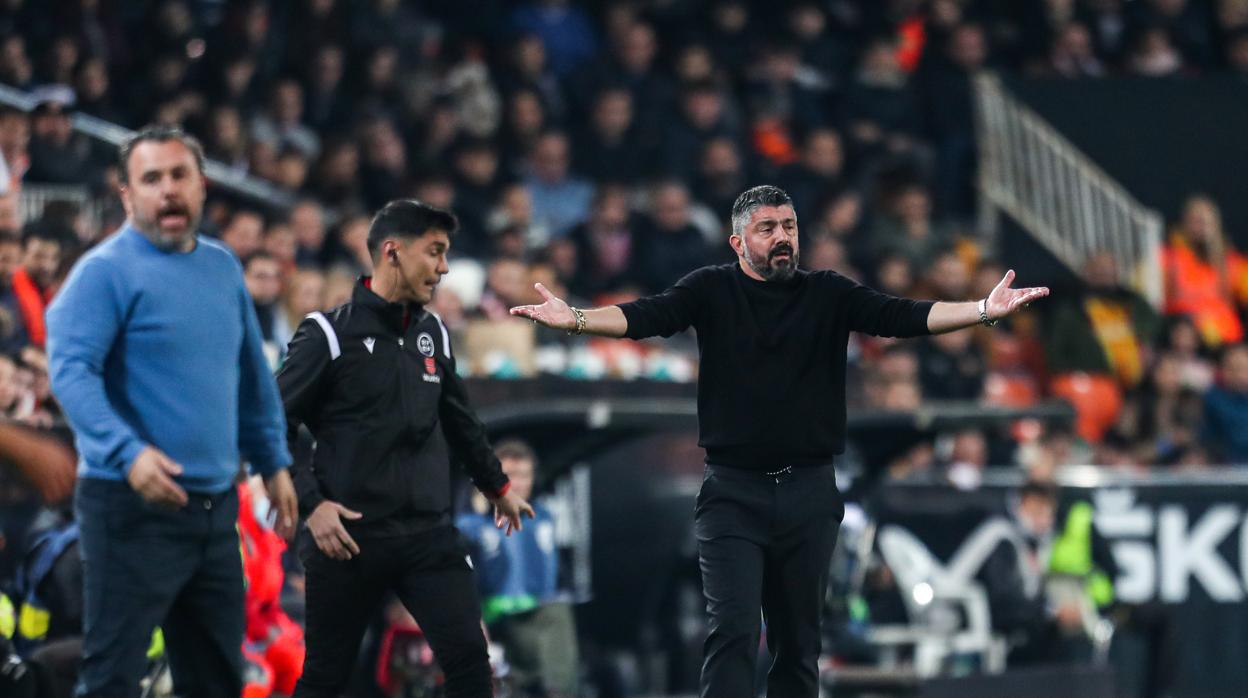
[389,248,398,263]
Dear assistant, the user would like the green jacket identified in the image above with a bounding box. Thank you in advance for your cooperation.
[1045,289,1159,381]
[1050,501,1115,607]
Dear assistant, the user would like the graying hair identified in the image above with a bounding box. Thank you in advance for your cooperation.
[118,125,206,185]
[730,185,793,237]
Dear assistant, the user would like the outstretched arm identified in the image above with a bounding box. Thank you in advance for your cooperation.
[509,282,629,337]
[927,270,1050,334]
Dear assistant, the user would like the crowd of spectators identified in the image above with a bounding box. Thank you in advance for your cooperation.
[0,0,1244,491]
[0,1,1246,694]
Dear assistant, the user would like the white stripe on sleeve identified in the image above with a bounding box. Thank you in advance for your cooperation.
[306,311,341,360]
[429,311,452,358]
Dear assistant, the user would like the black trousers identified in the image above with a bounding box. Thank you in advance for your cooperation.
[695,464,843,698]
[74,478,243,698]
[292,525,492,698]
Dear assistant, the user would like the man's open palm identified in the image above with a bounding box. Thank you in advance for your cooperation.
[986,269,1049,320]
[509,283,573,331]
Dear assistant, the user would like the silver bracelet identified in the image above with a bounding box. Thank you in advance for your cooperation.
[978,298,997,327]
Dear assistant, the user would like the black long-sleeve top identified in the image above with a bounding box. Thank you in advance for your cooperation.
[277,280,509,537]
[618,264,934,469]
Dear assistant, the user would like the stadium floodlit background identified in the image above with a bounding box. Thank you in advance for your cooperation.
[1,0,1248,696]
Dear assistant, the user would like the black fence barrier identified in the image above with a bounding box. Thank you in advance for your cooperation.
[880,471,1248,698]
[825,665,1117,698]
[460,380,1245,696]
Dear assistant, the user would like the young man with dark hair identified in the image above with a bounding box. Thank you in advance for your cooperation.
[11,218,72,348]
[242,250,286,361]
[220,208,267,260]
[990,479,1121,666]
[457,439,579,697]
[279,198,534,697]
[513,184,1049,697]
[46,124,297,697]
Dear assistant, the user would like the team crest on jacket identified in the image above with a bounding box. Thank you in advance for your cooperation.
[363,337,375,354]
[417,332,435,357]
[423,356,440,383]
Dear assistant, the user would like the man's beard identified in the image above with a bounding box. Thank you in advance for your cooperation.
[139,226,197,252]
[134,204,199,252]
[743,241,798,282]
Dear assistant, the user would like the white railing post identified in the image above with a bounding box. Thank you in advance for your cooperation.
[0,82,294,214]
[973,74,1164,307]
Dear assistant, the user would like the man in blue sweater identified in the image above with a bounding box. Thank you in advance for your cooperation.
[46,125,298,698]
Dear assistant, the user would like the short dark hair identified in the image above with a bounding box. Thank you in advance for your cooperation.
[229,207,266,226]
[241,250,276,271]
[1019,480,1058,503]
[451,136,495,159]
[40,199,81,228]
[366,199,458,260]
[495,439,536,465]
[21,218,73,249]
[118,125,206,185]
[681,79,719,98]
[730,185,793,236]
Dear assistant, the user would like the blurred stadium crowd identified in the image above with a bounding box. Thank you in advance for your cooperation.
[0,0,1244,695]
[0,0,1240,478]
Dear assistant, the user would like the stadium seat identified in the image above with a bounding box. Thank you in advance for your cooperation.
[1049,372,1123,443]
[983,371,1039,408]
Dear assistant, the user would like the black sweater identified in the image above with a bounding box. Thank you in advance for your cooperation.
[619,264,934,469]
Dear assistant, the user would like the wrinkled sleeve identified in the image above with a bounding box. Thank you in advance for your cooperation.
[276,318,332,516]
[617,267,711,339]
[828,271,934,338]
[46,257,146,475]
[236,278,292,477]
[438,330,510,498]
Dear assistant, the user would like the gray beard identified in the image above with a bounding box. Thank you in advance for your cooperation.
[744,246,798,282]
[134,219,198,253]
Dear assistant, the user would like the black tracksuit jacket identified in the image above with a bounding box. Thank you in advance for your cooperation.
[277,279,509,536]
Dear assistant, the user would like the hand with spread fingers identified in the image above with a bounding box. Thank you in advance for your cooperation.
[307,500,363,560]
[509,282,574,331]
[493,489,536,536]
[985,269,1050,320]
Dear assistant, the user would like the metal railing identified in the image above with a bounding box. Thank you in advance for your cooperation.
[19,184,105,229]
[0,83,294,213]
[974,73,1164,306]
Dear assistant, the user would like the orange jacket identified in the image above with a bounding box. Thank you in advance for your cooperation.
[238,483,304,695]
[11,267,50,348]
[238,483,287,641]
[1163,237,1248,346]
